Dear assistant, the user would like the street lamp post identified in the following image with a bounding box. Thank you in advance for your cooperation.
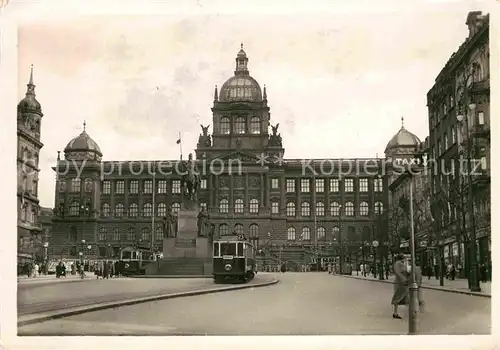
[43,242,49,275]
[456,86,481,292]
[80,239,86,265]
[408,171,419,334]
[338,204,343,274]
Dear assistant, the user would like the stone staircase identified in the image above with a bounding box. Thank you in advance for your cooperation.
[147,258,212,276]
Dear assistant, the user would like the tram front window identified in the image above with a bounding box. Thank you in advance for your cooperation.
[220,243,236,256]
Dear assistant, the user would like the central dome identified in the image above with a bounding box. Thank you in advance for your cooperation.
[384,119,421,156]
[218,44,263,102]
[64,123,103,161]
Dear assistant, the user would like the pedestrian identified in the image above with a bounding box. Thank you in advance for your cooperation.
[33,262,39,277]
[450,265,456,280]
[391,253,408,319]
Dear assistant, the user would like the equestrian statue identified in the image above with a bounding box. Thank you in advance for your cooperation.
[180,152,200,203]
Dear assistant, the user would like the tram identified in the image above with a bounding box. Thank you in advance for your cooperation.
[120,246,156,276]
[212,233,256,283]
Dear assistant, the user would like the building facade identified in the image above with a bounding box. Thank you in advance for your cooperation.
[50,46,398,266]
[17,66,44,268]
[426,11,490,271]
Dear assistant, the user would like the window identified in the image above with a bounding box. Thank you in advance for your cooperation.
[444,133,449,150]
[271,178,279,189]
[102,180,110,194]
[69,201,80,216]
[330,179,339,192]
[158,203,167,217]
[344,179,354,192]
[249,199,259,214]
[143,203,153,217]
[116,181,125,194]
[200,179,207,189]
[330,202,340,216]
[345,201,354,216]
[219,224,229,236]
[286,202,296,217]
[220,117,230,134]
[235,199,244,213]
[317,226,326,241]
[332,226,340,241]
[144,180,153,194]
[129,180,139,194]
[102,203,111,217]
[172,180,181,194]
[478,112,484,125]
[374,178,383,192]
[301,227,311,241]
[115,203,125,217]
[155,225,164,241]
[98,227,106,241]
[71,178,81,193]
[301,179,310,193]
[438,138,442,155]
[359,201,369,216]
[452,127,456,144]
[287,227,296,241]
[84,178,93,192]
[316,202,325,216]
[374,201,384,214]
[234,224,244,235]
[112,228,120,241]
[480,156,487,170]
[129,203,138,217]
[250,117,260,134]
[158,180,167,194]
[286,179,295,193]
[315,179,324,193]
[301,202,311,216]
[249,224,259,238]
[219,199,229,213]
[141,227,150,241]
[171,202,181,213]
[235,117,246,134]
[359,179,368,192]
[271,201,279,214]
[127,227,135,241]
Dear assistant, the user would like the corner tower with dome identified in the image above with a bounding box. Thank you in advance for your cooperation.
[17,66,45,266]
[49,45,420,274]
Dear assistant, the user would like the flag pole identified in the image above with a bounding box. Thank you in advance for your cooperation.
[178,132,183,160]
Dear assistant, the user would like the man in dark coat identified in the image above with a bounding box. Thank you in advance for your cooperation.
[391,254,408,319]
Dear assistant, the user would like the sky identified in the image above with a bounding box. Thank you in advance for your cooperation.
[15,0,492,208]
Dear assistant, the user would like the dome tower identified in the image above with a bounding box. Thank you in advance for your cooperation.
[63,121,103,161]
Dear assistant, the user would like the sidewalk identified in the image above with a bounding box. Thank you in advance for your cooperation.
[18,274,93,284]
[340,272,491,297]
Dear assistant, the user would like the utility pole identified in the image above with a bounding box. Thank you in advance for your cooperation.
[151,172,156,252]
[408,171,419,334]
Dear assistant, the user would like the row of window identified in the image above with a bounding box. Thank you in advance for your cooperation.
[64,177,384,195]
[219,116,261,135]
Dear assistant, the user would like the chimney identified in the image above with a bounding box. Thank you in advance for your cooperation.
[465,11,485,38]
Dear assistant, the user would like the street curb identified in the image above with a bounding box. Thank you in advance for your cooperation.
[338,275,491,298]
[18,277,93,284]
[131,275,212,279]
[17,277,279,327]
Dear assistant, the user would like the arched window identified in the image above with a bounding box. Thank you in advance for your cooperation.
[143,203,152,217]
[127,227,135,241]
[234,224,244,235]
[235,117,245,134]
[155,225,164,241]
[249,224,259,238]
[220,117,230,134]
[316,202,325,216]
[374,201,384,214]
[332,226,340,241]
[286,202,296,217]
[301,227,311,241]
[69,226,77,241]
[98,227,106,241]
[112,228,120,241]
[287,227,296,241]
[84,178,93,192]
[301,202,310,216]
[219,199,229,213]
[219,224,229,236]
[330,201,340,216]
[115,203,124,217]
[158,203,167,217]
[141,227,150,241]
[69,201,80,216]
[249,199,259,214]
[102,203,110,217]
[317,226,326,241]
[71,178,81,193]
[250,117,260,134]
[359,201,369,216]
[345,201,354,216]
[171,202,181,213]
[234,199,244,213]
[129,203,138,217]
